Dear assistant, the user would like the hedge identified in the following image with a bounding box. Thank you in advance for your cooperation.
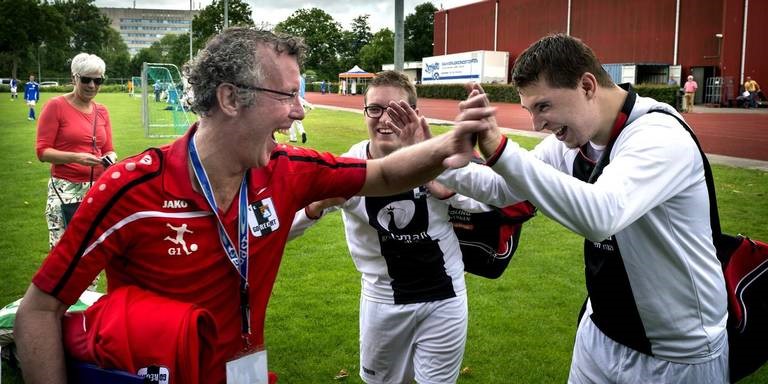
[0,83,680,107]
[415,83,679,107]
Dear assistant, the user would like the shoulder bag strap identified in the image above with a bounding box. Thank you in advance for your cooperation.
[89,105,98,187]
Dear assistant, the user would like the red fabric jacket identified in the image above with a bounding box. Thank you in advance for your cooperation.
[63,286,217,383]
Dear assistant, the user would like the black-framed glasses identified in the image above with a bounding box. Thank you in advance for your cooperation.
[234,83,297,104]
[363,104,417,118]
[79,75,104,86]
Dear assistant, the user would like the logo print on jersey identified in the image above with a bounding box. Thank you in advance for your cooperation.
[376,200,415,232]
[163,223,198,255]
[162,200,188,209]
[248,197,280,237]
[140,154,153,165]
[137,366,169,384]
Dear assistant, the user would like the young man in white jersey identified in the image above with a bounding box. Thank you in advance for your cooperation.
[440,33,729,383]
[290,70,499,384]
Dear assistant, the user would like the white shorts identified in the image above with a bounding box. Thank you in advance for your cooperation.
[26,100,36,107]
[359,294,468,384]
[568,310,729,384]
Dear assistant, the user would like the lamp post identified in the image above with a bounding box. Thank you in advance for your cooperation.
[37,42,45,82]
[189,0,193,61]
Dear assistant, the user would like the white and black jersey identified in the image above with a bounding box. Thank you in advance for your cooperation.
[438,93,728,364]
[292,140,494,305]
[342,141,493,304]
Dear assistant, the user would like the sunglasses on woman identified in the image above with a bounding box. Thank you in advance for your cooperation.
[79,76,104,86]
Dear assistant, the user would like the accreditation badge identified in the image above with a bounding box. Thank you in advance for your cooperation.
[226,349,268,383]
[247,197,280,237]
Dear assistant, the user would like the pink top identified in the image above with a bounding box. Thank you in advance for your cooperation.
[684,80,698,93]
[35,96,114,182]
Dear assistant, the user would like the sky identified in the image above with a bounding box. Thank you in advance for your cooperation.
[94,0,480,32]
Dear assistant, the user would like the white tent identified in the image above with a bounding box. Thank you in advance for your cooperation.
[338,65,374,95]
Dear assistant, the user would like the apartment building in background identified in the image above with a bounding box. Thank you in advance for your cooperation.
[100,7,199,56]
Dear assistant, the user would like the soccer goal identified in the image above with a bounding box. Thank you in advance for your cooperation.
[141,63,195,138]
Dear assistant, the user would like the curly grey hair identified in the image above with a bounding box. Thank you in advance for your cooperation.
[71,53,106,77]
[183,27,306,115]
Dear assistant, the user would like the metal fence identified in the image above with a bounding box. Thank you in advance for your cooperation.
[704,76,723,105]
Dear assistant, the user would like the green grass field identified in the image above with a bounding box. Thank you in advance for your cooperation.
[1,92,767,383]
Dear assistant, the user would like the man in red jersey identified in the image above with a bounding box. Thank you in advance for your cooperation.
[14,27,494,383]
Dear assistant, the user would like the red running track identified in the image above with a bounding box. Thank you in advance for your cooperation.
[306,92,768,162]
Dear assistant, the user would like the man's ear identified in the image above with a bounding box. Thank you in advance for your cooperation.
[580,72,598,99]
[216,83,239,116]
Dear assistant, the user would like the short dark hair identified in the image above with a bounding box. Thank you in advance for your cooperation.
[365,70,417,107]
[183,27,306,115]
[512,34,614,89]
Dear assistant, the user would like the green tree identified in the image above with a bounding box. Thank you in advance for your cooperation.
[192,0,254,52]
[275,8,343,81]
[100,28,131,80]
[129,48,163,77]
[338,15,373,72]
[0,0,69,79]
[404,2,437,61]
[358,28,394,73]
[142,33,192,69]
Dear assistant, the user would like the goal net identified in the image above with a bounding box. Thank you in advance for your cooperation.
[141,63,196,138]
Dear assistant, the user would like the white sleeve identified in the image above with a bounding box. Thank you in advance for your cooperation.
[437,162,525,207]
[288,209,320,241]
[441,191,493,213]
[287,206,340,241]
[490,117,700,241]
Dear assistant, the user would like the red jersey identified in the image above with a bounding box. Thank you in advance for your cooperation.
[33,124,367,382]
[36,96,114,182]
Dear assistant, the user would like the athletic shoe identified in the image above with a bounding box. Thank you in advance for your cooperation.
[301,132,307,143]
[28,117,34,121]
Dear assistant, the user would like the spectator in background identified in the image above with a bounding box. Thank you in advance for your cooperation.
[683,75,697,113]
[35,52,116,249]
[127,79,134,97]
[288,74,310,143]
[24,74,40,120]
[320,79,326,94]
[10,77,18,100]
[153,81,162,102]
[744,76,761,109]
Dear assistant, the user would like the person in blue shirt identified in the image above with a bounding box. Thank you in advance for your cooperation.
[10,77,19,100]
[24,75,40,120]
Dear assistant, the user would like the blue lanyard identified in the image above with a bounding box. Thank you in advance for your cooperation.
[188,132,252,339]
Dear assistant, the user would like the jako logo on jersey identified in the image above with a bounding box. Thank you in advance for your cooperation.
[247,197,280,237]
[162,200,188,208]
[137,366,169,384]
[163,222,198,255]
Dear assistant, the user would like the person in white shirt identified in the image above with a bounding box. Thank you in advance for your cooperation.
[290,70,498,384]
[442,34,729,383]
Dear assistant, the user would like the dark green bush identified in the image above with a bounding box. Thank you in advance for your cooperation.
[416,82,678,108]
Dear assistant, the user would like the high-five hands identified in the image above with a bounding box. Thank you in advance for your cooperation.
[458,83,503,158]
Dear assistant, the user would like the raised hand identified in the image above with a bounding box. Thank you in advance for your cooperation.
[386,100,423,146]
